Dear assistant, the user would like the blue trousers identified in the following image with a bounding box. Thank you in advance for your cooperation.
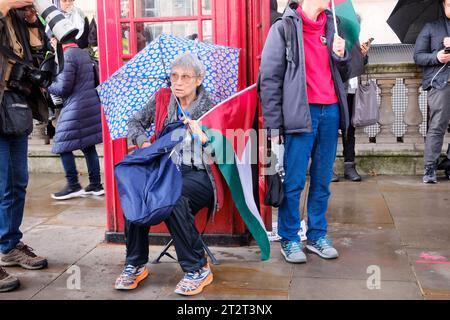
[278,104,340,242]
[60,145,101,188]
[0,135,28,253]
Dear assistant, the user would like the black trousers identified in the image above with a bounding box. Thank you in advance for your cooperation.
[124,165,214,273]
[342,93,356,163]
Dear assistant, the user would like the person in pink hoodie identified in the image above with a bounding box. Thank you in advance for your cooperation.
[260,0,351,263]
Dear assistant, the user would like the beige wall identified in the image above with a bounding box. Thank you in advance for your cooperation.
[276,0,401,44]
[83,0,401,44]
[73,0,97,19]
[353,0,399,44]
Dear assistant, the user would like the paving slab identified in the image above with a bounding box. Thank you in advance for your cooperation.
[32,244,166,300]
[328,178,394,225]
[289,277,423,300]
[391,216,450,250]
[405,249,450,299]
[44,207,106,228]
[0,269,63,300]
[292,224,415,282]
[20,225,105,273]
[3,174,449,300]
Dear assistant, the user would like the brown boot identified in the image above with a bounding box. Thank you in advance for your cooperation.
[0,267,20,292]
[0,242,48,270]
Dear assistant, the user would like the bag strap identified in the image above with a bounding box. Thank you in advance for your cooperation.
[282,17,294,64]
[270,16,295,65]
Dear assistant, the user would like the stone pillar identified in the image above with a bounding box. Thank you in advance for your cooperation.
[29,121,50,145]
[376,79,396,143]
[403,78,424,144]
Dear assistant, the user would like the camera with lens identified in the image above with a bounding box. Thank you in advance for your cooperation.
[8,63,52,96]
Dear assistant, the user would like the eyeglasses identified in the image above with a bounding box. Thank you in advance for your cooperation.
[170,73,199,83]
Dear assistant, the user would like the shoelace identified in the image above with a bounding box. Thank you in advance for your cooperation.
[18,244,37,258]
[0,267,8,278]
[177,272,202,292]
[425,167,435,176]
[284,241,302,254]
[117,265,139,285]
[315,237,333,250]
[177,268,209,292]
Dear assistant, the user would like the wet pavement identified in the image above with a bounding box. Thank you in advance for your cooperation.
[1,173,449,300]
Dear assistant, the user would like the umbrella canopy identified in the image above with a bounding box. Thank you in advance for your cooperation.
[331,0,361,51]
[387,0,445,44]
[97,34,240,140]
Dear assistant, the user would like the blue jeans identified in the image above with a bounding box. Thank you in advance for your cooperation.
[0,135,28,253]
[60,145,101,188]
[278,104,340,242]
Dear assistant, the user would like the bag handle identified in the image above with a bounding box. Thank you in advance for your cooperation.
[360,60,373,85]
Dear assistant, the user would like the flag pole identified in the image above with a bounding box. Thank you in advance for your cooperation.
[331,0,339,36]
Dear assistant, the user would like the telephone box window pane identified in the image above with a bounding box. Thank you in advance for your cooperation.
[202,20,212,43]
[136,21,198,51]
[121,0,130,18]
[202,0,211,15]
[135,0,198,18]
[121,23,131,55]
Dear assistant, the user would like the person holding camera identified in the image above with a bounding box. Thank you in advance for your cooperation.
[48,37,103,200]
[0,0,49,293]
[414,0,450,183]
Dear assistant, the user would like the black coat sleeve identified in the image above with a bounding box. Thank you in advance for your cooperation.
[414,23,441,67]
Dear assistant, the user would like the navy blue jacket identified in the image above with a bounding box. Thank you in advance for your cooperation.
[414,17,450,90]
[48,47,102,154]
[260,5,351,135]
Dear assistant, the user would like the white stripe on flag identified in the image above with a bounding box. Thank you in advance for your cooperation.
[235,140,266,230]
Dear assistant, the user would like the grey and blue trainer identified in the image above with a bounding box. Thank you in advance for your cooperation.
[280,240,307,263]
[306,236,339,259]
[423,166,437,184]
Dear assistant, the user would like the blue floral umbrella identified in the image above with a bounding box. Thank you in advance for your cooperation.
[97,34,240,140]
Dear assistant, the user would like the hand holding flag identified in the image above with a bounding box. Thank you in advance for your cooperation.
[332,34,346,57]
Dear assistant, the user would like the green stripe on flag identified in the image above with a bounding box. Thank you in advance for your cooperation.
[205,128,270,261]
[334,0,360,51]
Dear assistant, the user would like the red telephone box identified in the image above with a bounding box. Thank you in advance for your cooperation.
[96,0,272,244]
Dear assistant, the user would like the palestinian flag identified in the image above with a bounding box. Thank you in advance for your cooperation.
[331,0,360,51]
[199,84,270,261]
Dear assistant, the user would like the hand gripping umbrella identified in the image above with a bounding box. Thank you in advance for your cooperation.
[97,34,240,140]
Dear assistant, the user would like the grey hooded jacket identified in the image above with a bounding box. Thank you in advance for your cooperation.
[259,4,352,136]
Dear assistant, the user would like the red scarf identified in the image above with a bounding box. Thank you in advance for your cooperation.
[62,43,78,52]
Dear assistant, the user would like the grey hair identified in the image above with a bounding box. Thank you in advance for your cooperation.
[171,52,205,77]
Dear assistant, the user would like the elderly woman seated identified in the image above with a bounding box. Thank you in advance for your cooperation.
[115,53,218,296]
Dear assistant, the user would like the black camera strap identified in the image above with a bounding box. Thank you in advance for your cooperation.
[0,44,34,68]
[10,9,34,63]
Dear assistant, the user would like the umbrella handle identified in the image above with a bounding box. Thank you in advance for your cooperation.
[170,87,200,142]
